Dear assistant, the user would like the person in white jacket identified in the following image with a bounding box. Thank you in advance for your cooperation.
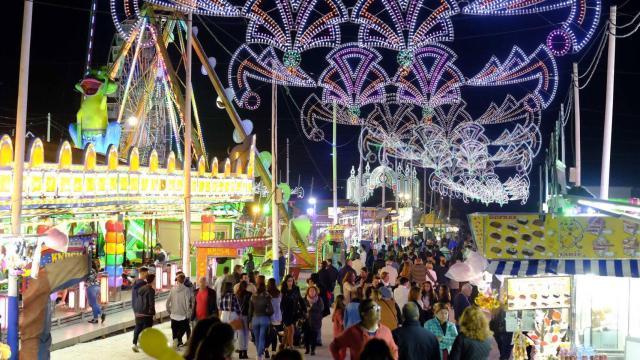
[166,273,193,348]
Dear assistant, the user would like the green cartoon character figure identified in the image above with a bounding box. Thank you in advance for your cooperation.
[69,68,121,153]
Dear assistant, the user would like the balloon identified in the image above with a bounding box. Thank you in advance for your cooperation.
[43,228,69,252]
[105,232,117,243]
[444,251,488,286]
[105,220,116,232]
[139,328,170,358]
[105,243,125,254]
[192,26,199,37]
[278,183,291,203]
[233,119,254,143]
[208,57,217,69]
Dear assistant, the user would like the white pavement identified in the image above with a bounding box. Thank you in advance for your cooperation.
[51,315,336,360]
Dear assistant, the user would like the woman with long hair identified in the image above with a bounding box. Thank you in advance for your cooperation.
[424,302,458,359]
[194,322,236,360]
[303,285,324,355]
[235,281,252,359]
[266,278,282,357]
[342,272,358,304]
[449,306,493,360]
[421,281,437,320]
[249,281,273,360]
[184,316,221,360]
[343,286,363,329]
[86,259,105,324]
[280,274,304,350]
[436,284,451,304]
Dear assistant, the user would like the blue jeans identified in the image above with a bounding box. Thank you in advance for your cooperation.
[87,285,102,319]
[237,315,249,350]
[252,315,270,356]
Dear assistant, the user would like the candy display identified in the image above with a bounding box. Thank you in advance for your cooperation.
[507,276,571,311]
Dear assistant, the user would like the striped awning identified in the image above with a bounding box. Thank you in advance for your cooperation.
[487,259,640,278]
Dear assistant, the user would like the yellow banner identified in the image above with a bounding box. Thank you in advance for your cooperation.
[469,213,640,260]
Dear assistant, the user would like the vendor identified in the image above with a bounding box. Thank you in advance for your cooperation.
[153,244,168,266]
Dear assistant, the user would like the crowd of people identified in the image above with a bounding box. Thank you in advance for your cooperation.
[123,235,512,360]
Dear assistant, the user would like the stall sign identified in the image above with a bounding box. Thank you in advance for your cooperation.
[40,234,94,267]
[469,213,640,260]
[506,276,571,311]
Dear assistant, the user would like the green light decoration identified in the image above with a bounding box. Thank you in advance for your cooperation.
[349,106,361,118]
[281,216,312,247]
[263,203,271,215]
[278,183,292,203]
[258,151,272,170]
[422,106,435,120]
[397,50,413,68]
[283,50,302,69]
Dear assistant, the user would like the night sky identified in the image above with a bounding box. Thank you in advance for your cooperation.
[1,0,639,216]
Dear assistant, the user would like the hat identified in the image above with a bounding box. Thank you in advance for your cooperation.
[379,286,393,300]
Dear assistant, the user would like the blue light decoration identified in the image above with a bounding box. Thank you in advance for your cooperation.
[351,0,459,67]
[242,0,349,71]
[466,45,559,112]
[227,45,316,109]
[462,0,602,56]
[318,44,390,119]
[392,45,464,119]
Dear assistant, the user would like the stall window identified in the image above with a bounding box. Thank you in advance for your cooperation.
[575,275,630,352]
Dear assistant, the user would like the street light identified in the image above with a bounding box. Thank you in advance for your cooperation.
[309,197,317,205]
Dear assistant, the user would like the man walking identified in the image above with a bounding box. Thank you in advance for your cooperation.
[166,273,193,348]
[132,273,156,352]
[453,283,472,322]
[330,299,398,360]
[392,303,440,360]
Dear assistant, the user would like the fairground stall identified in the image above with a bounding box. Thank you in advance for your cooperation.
[469,207,640,360]
[0,133,255,328]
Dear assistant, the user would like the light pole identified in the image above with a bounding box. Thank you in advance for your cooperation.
[308,197,318,271]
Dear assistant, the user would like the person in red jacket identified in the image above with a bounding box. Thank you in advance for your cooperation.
[330,299,398,360]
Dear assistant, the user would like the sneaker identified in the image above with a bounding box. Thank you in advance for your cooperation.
[264,350,270,358]
[132,345,140,353]
[101,313,106,324]
[88,319,98,324]
[310,350,316,356]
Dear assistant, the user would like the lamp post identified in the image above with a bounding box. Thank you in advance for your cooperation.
[308,197,318,270]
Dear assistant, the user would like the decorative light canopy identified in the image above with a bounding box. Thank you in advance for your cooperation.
[318,44,390,118]
[228,45,316,109]
[242,0,349,69]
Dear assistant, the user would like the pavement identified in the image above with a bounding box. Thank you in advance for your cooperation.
[51,315,336,360]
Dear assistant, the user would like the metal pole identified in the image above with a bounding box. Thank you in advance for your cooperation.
[182,12,193,276]
[539,165,544,213]
[381,178,385,243]
[409,166,414,237]
[394,158,400,244]
[423,168,427,241]
[84,0,99,76]
[560,104,566,164]
[600,5,616,200]
[11,1,33,358]
[271,73,280,283]
[286,138,290,185]
[545,151,550,202]
[573,63,582,187]
[357,159,363,247]
[313,207,318,271]
[332,100,338,226]
[47,112,51,142]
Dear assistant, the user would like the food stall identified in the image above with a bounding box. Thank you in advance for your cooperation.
[469,212,640,359]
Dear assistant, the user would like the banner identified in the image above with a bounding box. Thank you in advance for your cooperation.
[469,213,640,260]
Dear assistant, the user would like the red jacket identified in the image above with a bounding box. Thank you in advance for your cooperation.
[330,323,398,360]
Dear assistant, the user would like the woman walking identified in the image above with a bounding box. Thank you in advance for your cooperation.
[303,285,324,355]
[219,282,242,357]
[87,260,105,324]
[332,294,345,337]
[235,281,252,359]
[342,272,357,304]
[266,278,282,358]
[425,302,458,360]
[421,281,437,320]
[449,306,493,360]
[249,281,273,360]
[280,275,304,350]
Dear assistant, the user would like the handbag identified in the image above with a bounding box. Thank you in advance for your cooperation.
[229,317,244,330]
[265,297,274,316]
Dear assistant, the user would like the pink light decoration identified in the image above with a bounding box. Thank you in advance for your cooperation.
[143,0,241,17]
[462,0,601,56]
[155,266,163,289]
[163,270,169,287]
[352,0,458,52]
[393,45,464,114]
[0,294,7,330]
[79,281,86,309]
[170,263,177,286]
[242,0,349,63]
[466,45,558,112]
[300,94,365,141]
[318,44,390,116]
[228,45,316,109]
[100,275,109,304]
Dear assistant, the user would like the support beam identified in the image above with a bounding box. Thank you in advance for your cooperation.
[182,12,193,276]
[573,63,582,186]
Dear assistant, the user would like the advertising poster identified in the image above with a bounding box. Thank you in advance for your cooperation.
[469,213,640,260]
[506,276,571,311]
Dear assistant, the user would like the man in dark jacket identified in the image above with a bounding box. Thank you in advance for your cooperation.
[131,266,149,314]
[132,274,156,352]
[193,276,218,321]
[337,260,356,291]
[392,302,440,360]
